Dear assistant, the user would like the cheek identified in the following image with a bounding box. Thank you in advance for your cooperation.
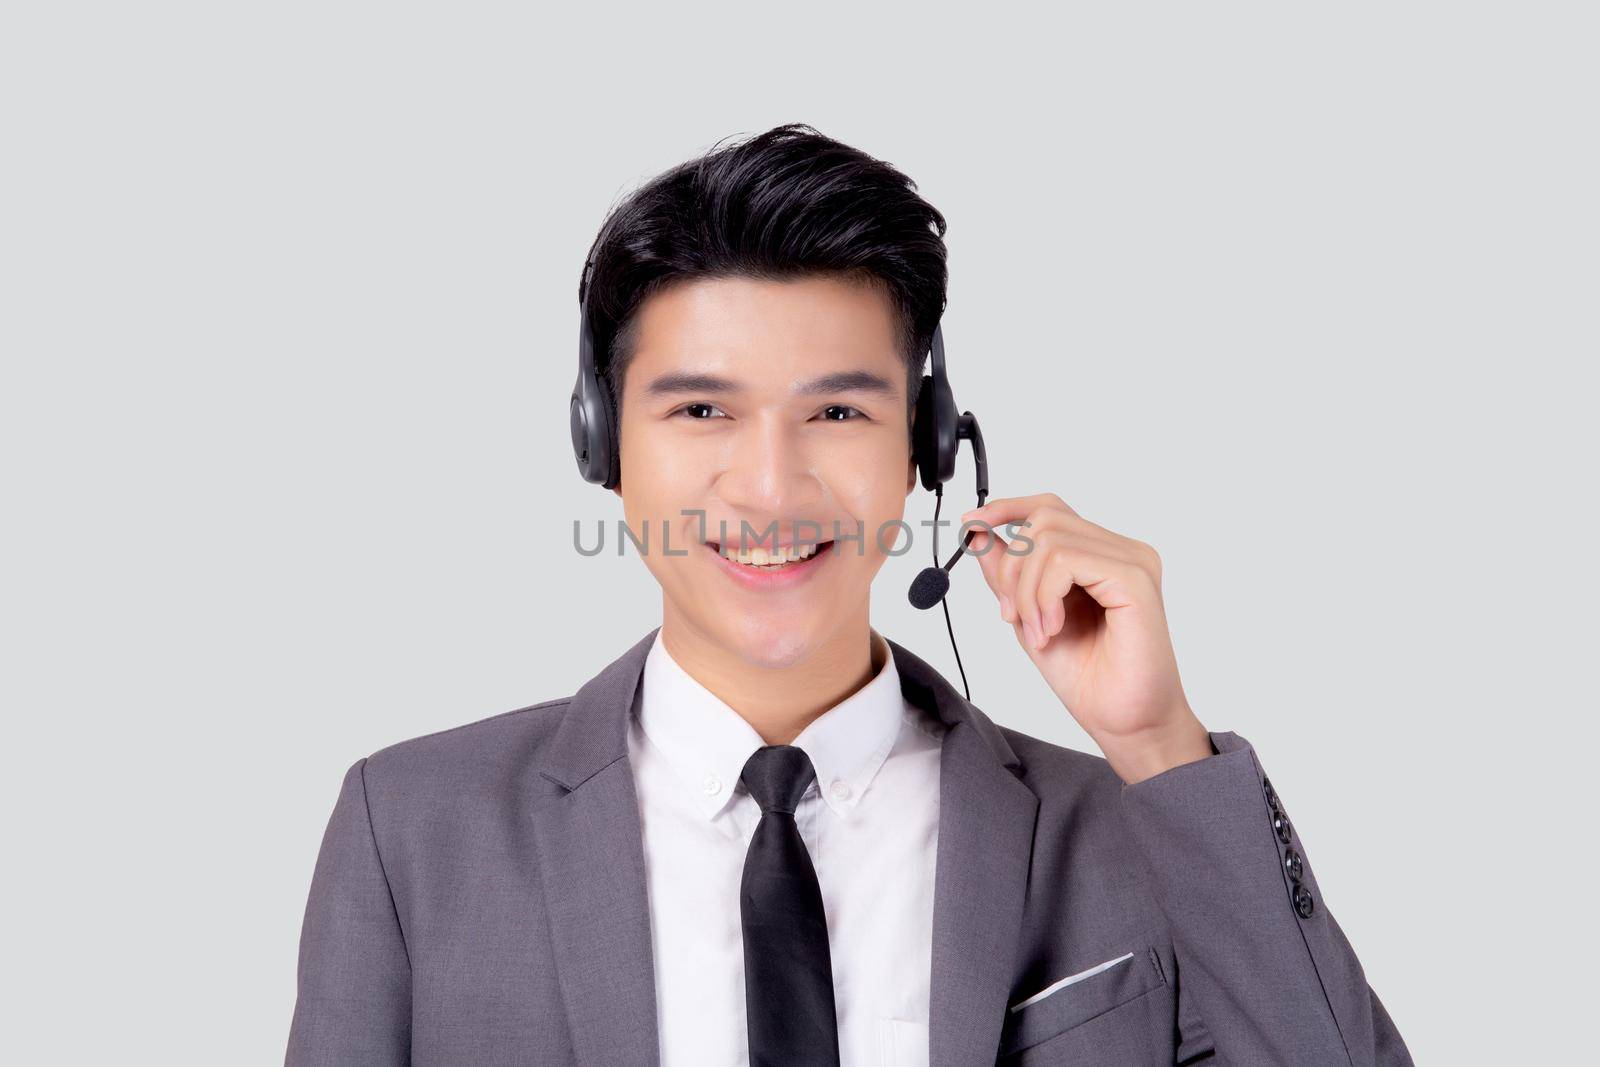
[824,457,913,560]
[619,420,700,518]
[616,454,704,585]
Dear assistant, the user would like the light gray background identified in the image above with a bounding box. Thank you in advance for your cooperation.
[4,2,1594,1062]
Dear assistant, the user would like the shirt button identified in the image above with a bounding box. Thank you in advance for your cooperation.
[702,774,722,796]
[828,779,851,801]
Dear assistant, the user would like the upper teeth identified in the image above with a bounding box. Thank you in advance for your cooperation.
[721,542,822,566]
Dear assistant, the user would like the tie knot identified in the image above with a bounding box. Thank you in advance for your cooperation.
[740,744,817,815]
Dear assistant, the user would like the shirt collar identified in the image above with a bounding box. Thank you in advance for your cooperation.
[635,627,906,821]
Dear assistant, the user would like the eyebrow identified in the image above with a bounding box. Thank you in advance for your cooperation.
[641,369,898,398]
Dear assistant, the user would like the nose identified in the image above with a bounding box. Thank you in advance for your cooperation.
[715,412,824,525]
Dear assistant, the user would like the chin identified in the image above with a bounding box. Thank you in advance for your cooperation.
[717,611,823,671]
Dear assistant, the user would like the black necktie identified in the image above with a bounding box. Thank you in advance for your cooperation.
[739,744,841,1067]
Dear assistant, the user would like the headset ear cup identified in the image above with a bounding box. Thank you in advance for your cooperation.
[912,371,959,491]
[573,296,618,487]
[569,387,590,479]
[569,360,618,488]
[570,375,598,484]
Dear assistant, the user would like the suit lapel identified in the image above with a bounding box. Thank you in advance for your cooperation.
[528,627,663,1067]
[889,638,1042,1067]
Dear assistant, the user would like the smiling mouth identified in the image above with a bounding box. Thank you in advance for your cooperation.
[706,540,835,569]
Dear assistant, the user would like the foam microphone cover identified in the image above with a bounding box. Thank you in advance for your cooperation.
[908,566,951,610]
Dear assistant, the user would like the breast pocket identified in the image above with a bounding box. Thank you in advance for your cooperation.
[997,947,1166,1060]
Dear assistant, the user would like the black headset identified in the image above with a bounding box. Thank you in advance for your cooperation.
[570,225,990,699]
[569,226,622,491]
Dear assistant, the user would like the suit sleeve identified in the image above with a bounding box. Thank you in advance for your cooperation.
[285,758,412,1066]
[1118,731,1413,1066]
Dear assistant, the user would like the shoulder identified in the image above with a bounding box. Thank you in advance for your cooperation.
[355,696,575,812]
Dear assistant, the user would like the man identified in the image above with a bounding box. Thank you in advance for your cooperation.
[286,124,1412,1065]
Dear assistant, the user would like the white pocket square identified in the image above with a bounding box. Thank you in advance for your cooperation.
[1008,951,1135,1013]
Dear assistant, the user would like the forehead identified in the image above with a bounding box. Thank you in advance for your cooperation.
[626,274,903,376]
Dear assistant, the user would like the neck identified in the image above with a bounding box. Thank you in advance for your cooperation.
[659,601,882,746]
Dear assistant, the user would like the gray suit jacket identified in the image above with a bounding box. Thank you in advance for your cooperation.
[287,627,1412,1065]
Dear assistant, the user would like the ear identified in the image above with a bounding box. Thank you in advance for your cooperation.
[906,453,917,496]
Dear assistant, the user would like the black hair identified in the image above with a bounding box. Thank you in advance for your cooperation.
[578,123,948,428]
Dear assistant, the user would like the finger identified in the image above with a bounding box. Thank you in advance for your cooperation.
[963,526,1016,622]
[1049,543,1149,613]
[992,523,1035,627]
[1012,529,1076,648]
[960,494,1077,531]
[979,502,1147,568]
[1040,552,1070,639]
[1053,514,1159,572]
[1011,530,1051,649]
[1028,536,1075,641]
[1038,551,1103,638]
[1023,538,1153,649]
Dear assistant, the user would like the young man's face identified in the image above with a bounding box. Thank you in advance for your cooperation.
[612,274,918,669]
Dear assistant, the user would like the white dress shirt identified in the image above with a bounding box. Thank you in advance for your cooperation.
[626,627,946,1067]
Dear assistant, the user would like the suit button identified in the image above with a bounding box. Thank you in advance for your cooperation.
[1283,848,1304,883]
[1272,811,1292,845]
[1293,884,1316,918]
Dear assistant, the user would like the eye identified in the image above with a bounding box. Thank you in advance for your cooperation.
[675,402,728,420]
[817,404,866,422]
